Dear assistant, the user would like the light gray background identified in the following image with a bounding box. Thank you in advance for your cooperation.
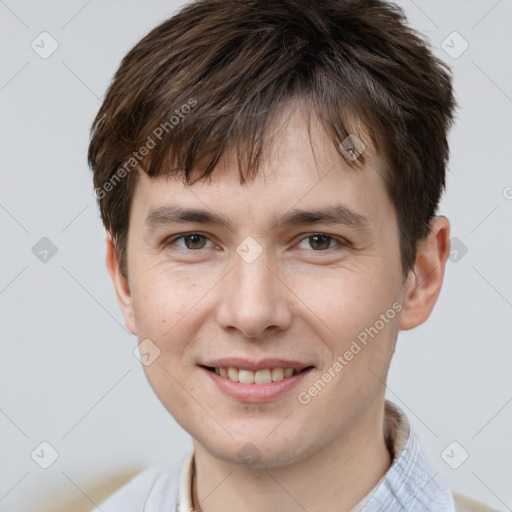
[1,1,511,511]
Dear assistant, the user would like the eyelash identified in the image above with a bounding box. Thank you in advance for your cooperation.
[163,232,348,253]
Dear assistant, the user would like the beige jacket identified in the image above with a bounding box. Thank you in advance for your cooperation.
[452,490,500,511]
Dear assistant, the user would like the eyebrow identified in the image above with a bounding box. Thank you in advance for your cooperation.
[143,204,372,234]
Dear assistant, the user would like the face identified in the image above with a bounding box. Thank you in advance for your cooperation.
[109,105,419,469]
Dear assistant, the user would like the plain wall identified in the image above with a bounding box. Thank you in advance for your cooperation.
[1,1,511,510]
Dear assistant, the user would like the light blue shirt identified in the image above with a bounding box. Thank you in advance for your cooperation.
[93,399,459,511]
[350,400,456,511]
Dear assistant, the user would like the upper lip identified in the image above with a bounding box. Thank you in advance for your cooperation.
[200,358,314,372]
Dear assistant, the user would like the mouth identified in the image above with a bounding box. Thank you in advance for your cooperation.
[200,365,315,385]
[199,364,315,402]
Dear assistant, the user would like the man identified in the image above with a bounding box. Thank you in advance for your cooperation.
[88,0,496,510]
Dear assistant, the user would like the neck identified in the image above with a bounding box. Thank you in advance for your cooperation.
[191,398,392,512]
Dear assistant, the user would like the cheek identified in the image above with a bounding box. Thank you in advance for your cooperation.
[131,271,205,419]
[130,268,201,350]
[291,268,400,389]
[291,265,394,334]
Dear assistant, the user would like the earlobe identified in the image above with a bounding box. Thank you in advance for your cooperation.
[398,216,451,331]
[105,232,137,335]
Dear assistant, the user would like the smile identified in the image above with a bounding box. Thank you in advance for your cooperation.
[200,365,315,402]
[204,366,312,384]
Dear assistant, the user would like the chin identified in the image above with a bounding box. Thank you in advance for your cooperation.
[198,432,313,469]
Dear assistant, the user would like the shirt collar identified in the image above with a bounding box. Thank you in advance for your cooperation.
[176,399,455,512]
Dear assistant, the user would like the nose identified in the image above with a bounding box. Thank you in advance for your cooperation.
[215,247,292,339]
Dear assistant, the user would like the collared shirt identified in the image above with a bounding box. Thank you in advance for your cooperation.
[94,399,491,511]
[175,399,456,511]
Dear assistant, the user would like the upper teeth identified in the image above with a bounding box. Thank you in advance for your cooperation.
[214,367,298,384]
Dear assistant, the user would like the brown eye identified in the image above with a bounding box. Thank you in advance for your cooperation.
[296,233,347,253]
[166,233,213,251]
[181,234,208,250]
[307,234,334,250]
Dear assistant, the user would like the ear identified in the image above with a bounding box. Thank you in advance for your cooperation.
[105,231,137,335]
[399,216,451,331]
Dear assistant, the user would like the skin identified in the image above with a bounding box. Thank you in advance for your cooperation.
[106,103,450,512]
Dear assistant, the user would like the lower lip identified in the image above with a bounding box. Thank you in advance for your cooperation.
[200,367,314,403]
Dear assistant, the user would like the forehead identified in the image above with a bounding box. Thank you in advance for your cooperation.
[130,105,391,232]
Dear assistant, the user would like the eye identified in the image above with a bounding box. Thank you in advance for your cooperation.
[163,232,348,253]
[296,233,347,251]
[165,233,214,250]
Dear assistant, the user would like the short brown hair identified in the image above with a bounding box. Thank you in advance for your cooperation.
[88,0,457,280]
